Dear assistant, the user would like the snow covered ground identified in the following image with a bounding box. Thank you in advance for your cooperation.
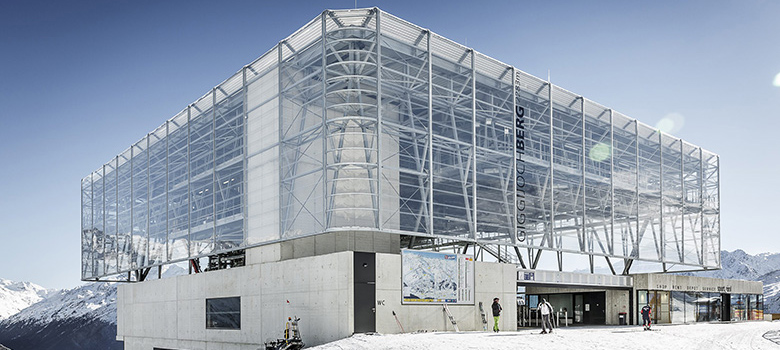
[310,322,780,350]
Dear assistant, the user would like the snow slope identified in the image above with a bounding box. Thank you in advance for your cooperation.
[0,278,53,320]
[310,322,780,350]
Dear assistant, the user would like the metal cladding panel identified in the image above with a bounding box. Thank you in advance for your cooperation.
[430,33,471,67]
[217,73,242,100]
[247,49,277,84]
[380,11,427,50]
[329,8,375,27]
[475,52,511,84]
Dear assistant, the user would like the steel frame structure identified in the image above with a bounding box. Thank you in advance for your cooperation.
[81,8,720,281]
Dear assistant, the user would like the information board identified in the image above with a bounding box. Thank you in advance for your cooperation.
[401,249,474,304]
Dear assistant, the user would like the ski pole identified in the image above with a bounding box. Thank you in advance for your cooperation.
[392,310,405,333]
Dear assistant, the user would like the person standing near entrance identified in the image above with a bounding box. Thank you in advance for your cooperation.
[491,297,502,332]
[538,298,554,334]
[641,303,652,330]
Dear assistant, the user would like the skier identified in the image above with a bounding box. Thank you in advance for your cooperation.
[538,298,554,334]
[491,297,502,332]
[641,303,652,330]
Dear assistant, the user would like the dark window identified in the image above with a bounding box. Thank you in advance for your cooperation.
[206,297,241,329]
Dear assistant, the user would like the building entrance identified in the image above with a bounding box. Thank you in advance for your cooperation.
[524,292,606,326]
[354,252,376,333]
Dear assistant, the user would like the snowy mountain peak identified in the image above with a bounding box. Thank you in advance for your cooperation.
[0,278,54,320]
[2,282,117,326]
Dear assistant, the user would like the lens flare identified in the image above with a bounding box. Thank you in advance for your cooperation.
[774,72,780,87]
[589,143,611,162]
[655,112,685,134]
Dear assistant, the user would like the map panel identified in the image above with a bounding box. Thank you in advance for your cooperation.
[402,250,474,304]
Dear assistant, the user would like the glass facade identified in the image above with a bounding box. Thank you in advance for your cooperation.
[81,74,245,279]
[638,290,762,324]
[81,8,721,280]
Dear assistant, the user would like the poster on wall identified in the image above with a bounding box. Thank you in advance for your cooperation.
[401,249,474,304]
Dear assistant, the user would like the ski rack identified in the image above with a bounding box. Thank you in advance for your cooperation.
[442,304,459,332]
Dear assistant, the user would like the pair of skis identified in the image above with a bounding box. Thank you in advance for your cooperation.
[393,304,473,333]
[442,304,460,332]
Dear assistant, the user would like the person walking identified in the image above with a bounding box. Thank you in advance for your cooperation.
[641,303,652,330]
[538,298,554,334]
[491,297,502,332]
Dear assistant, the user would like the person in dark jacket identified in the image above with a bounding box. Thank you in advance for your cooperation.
[641,303,652,330]
[491,298,502,332]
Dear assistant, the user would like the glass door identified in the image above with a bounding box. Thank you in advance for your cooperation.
[574,294,583,323]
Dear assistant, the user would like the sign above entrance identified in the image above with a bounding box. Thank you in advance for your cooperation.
[517,269,632,289]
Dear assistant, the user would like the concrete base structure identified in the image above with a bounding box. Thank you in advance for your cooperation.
[117,239,518,349]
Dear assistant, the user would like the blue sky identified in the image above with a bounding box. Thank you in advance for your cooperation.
[1,0,778,289]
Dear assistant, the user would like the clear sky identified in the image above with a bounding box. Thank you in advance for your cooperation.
[1,0,778,290]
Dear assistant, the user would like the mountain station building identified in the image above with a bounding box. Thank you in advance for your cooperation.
[79,8,763,350]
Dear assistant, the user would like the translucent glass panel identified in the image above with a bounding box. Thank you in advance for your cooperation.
[431,139,473,238]
[131,140,149,269]
[515,72,551,249]
[583,101,613,256]
[246,49,280,245]
[81,175,93,279]
[325,26,378,228]
[661,135,683,263]
[612,112,638,258]
[430,35,474,240]
[474,54,513,242]
[104,160,118,274]
[148,125,167,264]
[92,169,105,277]
[637,123,662,261]
[682,143,702,265]
[379,17,430,234]
[81,72,246,279]
[280,20,325,238]
[702,151,720,267]
[117,150,132,272]
[190,94,215,256]
[168,111,189,260]
[214,83,245,250]
[551,89,584,252]
[637,123,663,261]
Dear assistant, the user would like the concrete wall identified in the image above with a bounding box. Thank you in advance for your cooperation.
[276,231,399,260]
[118,250,353,350]
[374,254,517,333]
[118,248,518,350]
[605,290,629,325]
